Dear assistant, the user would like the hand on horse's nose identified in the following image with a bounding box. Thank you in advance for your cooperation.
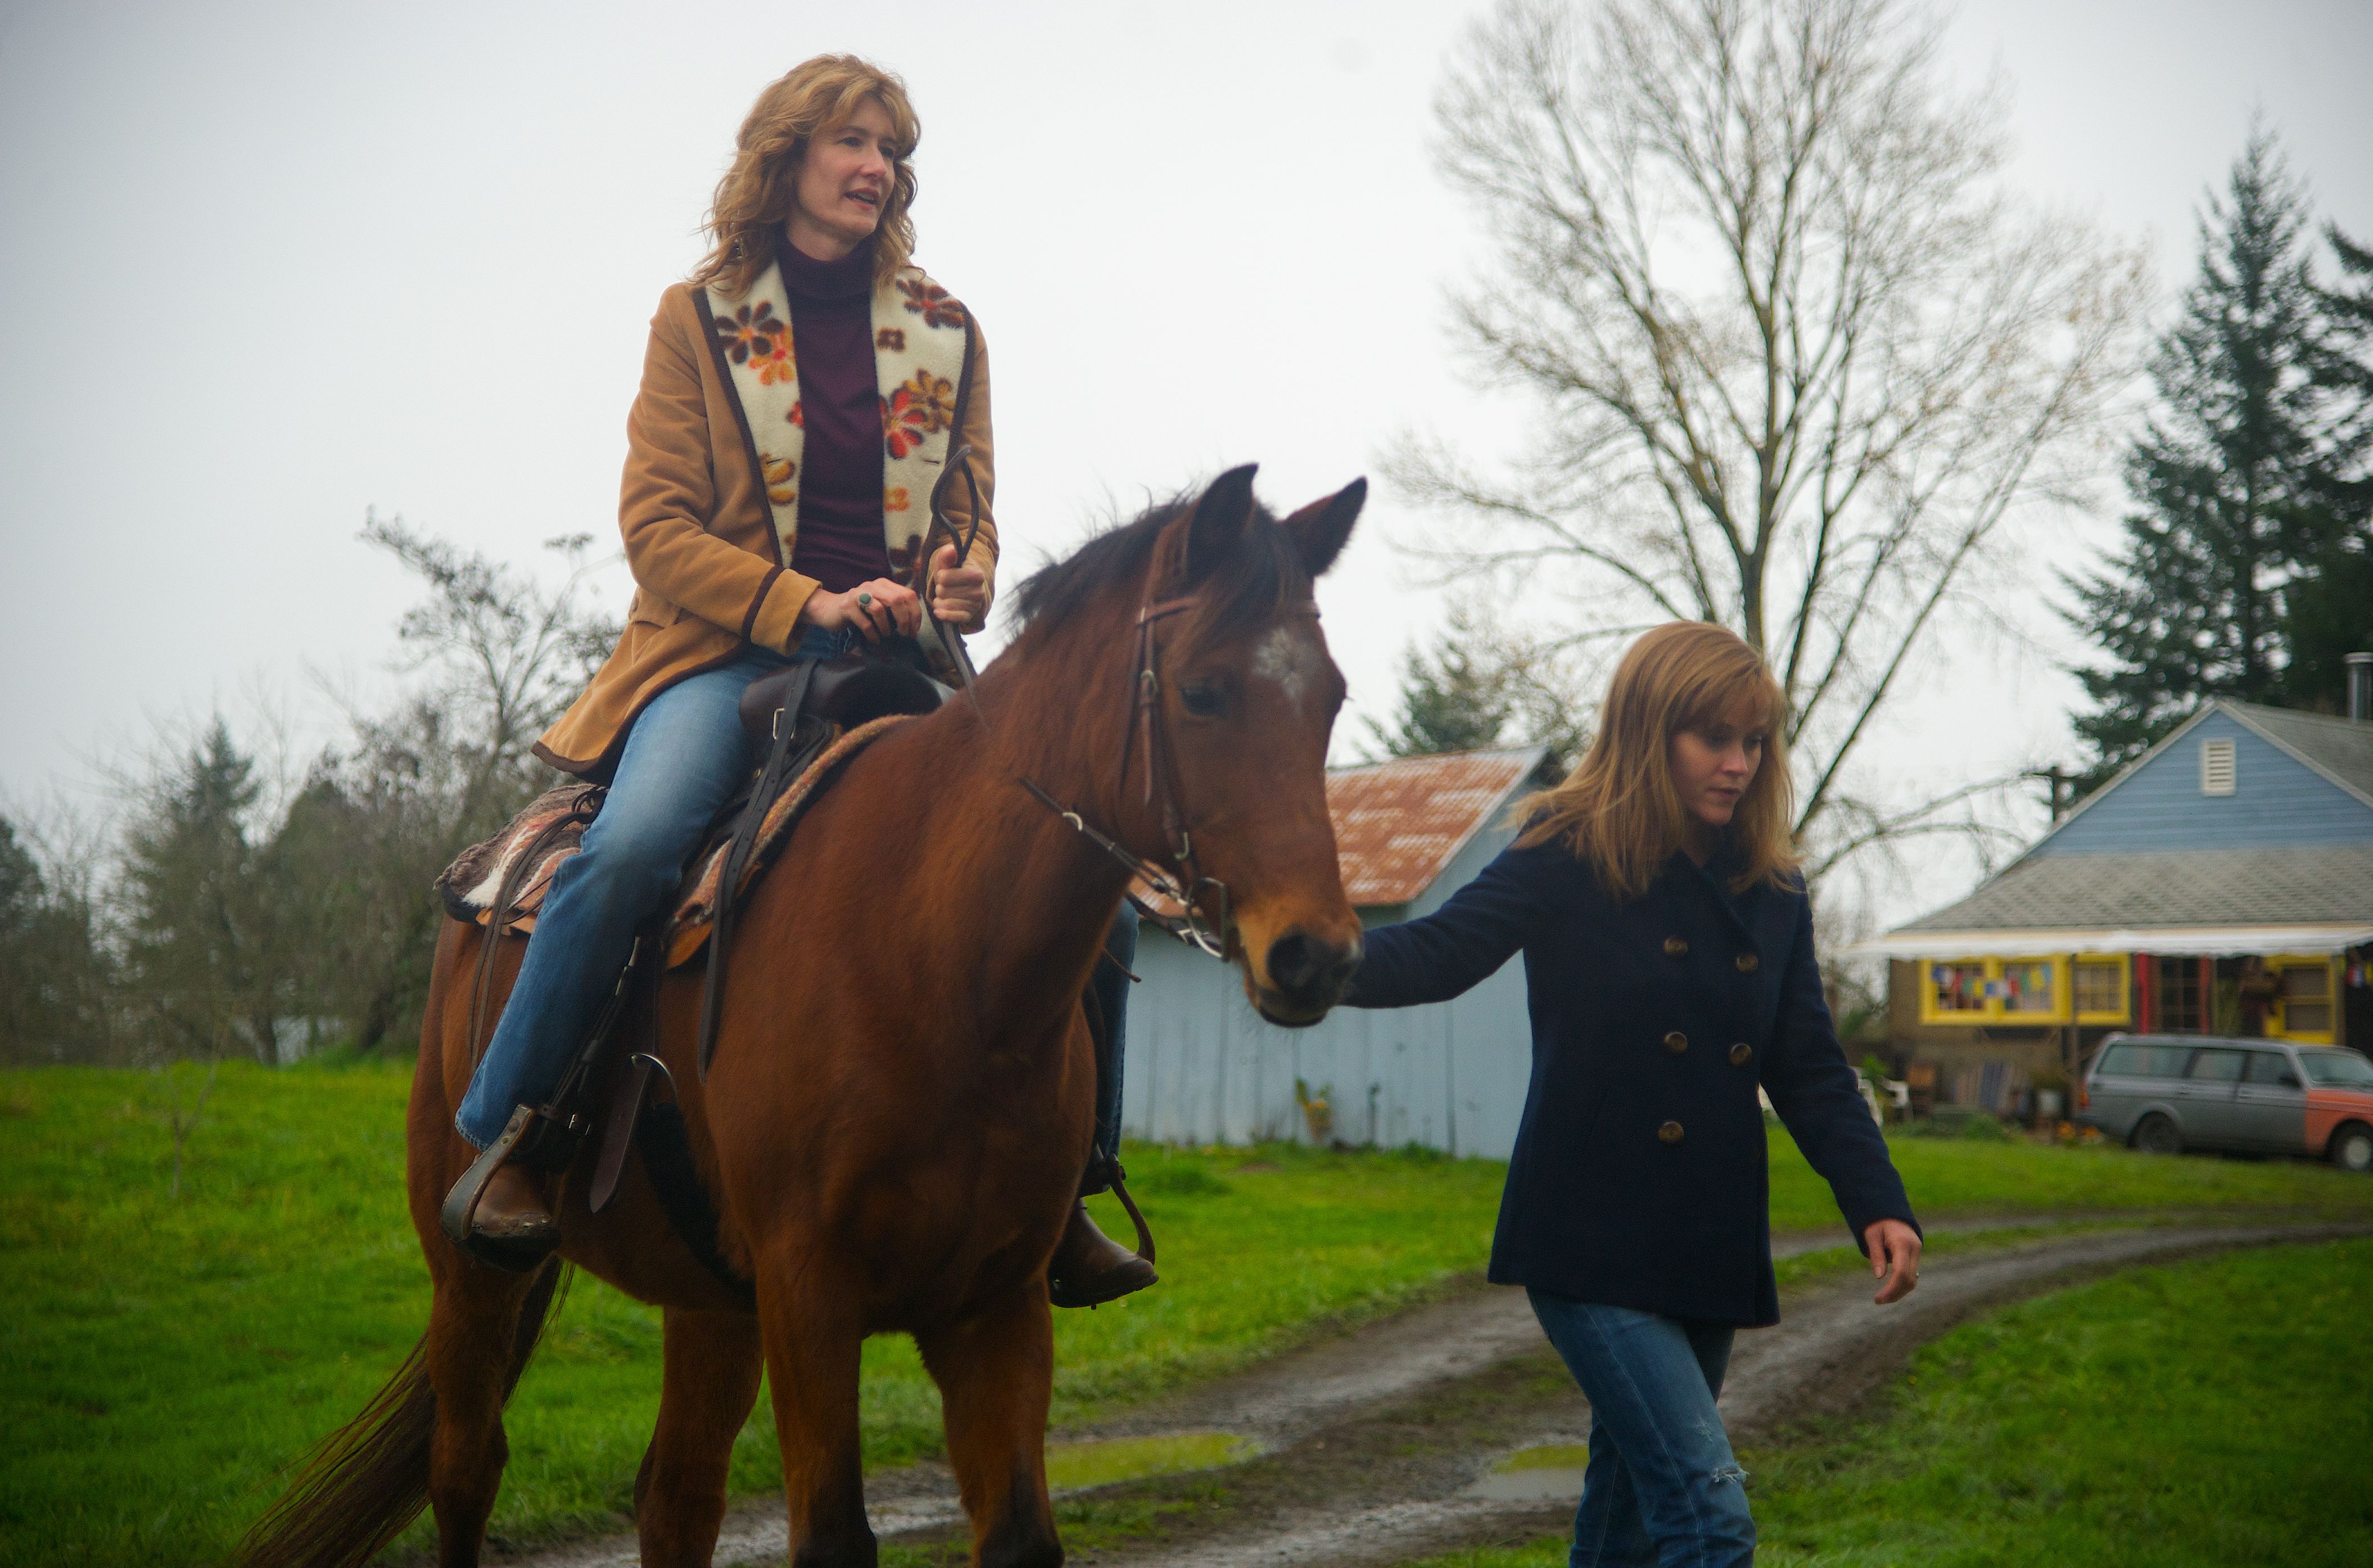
[1265,927,1362,1006]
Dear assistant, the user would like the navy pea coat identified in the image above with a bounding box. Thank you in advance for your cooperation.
[1347,837,1918,1327]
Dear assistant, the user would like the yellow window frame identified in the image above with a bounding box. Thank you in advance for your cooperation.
[2071,956,2132,1025]
[2268,954,2339,1045]
[1917,955,2076,1025]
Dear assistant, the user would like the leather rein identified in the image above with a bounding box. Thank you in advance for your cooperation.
[925,451,1310,961]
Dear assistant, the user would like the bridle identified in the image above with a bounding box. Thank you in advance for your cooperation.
[924,452,1314,961]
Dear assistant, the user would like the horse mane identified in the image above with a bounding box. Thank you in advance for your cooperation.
[1009,487,1310,653]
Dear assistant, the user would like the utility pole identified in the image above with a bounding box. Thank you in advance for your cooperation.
[2022,766,2078,822]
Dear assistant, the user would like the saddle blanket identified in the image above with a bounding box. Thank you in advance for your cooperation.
[433,714,911,968]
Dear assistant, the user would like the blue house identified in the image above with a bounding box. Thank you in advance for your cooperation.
[1122,747,1549,1157]
[1860,698,2373,1111]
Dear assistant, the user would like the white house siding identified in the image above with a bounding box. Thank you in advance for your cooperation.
[1121,816,1534,1157]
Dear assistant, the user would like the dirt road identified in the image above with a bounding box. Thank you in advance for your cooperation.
[510,1216,2366,1568]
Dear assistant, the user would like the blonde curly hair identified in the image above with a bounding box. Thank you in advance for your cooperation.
[693,55,920,299]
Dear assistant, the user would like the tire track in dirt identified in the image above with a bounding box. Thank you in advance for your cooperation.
[1092,1221,2373,1568]
[504,1214,2363,1568]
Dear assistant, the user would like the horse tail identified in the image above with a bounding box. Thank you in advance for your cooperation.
[235,1258,569,1568]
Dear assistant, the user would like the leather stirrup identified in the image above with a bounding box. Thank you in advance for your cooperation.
[440,1105,559,1273]
[1106,1160,1156,1266]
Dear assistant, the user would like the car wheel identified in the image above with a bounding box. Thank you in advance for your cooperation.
[2132,1113,2182,1156]
[2330,1123,2373,1174]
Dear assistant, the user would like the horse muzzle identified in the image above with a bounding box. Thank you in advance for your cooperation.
[1249,925,1363,1027]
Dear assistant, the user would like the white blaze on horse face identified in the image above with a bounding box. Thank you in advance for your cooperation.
[1251,623,1326,715]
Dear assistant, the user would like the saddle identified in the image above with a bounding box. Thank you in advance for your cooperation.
[436,654,950,954]
[432,651,948,1277]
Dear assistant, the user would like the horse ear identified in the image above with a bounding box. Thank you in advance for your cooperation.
[1183,464,1260,584]
[1280,477,1366,578]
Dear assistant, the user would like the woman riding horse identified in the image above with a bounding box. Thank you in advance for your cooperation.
[447,53,1152,1308]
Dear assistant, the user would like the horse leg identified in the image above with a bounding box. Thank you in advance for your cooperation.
[635,1307,765,1567]
[758,1275,876,1566]
[422,1262,545,1568]
[914,1282,1062,1568]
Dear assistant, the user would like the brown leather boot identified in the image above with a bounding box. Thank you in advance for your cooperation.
[467,1161,557,1245]
[1047,1201,1158,1308]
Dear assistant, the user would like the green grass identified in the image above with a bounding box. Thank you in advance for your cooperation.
[1771,1132,2373,1230]
[0,1063,1502,1566]
[4,1061,2369,1566]
[1403,1238,2373,1567]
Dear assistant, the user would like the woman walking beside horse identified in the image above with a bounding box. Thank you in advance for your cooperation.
[442,53,1150,1307]
[241,49,1373,1568]
[1346,621,1924,1567]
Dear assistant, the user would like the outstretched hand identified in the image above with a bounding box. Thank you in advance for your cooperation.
[1865,1218,1922,1304]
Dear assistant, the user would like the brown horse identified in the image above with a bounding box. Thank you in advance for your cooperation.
[239,466,1368,1568]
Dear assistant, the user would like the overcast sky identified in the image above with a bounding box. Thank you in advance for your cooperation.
[3,0,2368,929]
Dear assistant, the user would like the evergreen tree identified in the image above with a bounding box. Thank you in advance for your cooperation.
[120,719,292,1062]
[1364,602,1518,759]
[0,816,119,1064]
[2066,131,2352,776]
[2284,223,2373,710]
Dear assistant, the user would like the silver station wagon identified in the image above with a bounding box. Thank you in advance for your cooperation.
[2079,1034,2373,1172]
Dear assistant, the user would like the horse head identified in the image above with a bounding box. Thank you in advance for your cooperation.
[1006,464,1367,1025]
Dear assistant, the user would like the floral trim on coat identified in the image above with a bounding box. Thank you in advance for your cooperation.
[882,369,956,459]
[701,262,977,677]
[897,276,966,329]
[712,302,794,384]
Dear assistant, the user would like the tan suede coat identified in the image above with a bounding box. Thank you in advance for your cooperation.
[534,278,996,777]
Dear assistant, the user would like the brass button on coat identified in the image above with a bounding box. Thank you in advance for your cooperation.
[1657,1120,1684,1144]
[1735,952,1760,973]
[1729,1042,1754,1067]
[1662,1030,1688,1054]
[1662,936,1688,956]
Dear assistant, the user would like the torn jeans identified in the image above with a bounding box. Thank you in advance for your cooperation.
[1525,1291,1755,1568]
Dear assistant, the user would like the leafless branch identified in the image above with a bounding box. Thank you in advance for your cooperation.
[1393,0,2148,882]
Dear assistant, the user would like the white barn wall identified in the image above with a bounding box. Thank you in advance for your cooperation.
[1122,813,1534,1158]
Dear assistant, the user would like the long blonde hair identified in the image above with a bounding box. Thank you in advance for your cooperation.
[693,56,921,299]
[1516,622,1799,900]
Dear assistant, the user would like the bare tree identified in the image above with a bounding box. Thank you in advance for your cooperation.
[1391,0,2148,875]
[296,517,618,1049]
[359,512,617,835]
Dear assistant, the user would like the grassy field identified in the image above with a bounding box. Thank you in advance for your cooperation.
[4,1060,2370,1566]
[0,1060,1505,1566]
[1408,1237,2373,1567]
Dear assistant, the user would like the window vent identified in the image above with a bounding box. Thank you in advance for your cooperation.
[2200,738,2237,796]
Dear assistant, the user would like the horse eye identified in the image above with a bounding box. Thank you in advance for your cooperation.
[1180,683,1224,717]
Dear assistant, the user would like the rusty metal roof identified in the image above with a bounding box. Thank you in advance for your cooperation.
[1330,747,1545,907]
[1132,745,1546,915]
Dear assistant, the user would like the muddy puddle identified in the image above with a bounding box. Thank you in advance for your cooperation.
[1462,1442,1590,1502]
[1045,1430,1263,1492]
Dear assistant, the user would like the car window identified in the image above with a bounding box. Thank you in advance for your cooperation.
[2299,1050,2373,1089]
[2187,1049,2248,1083]
[2096,1043,2190,1078]
[2243,1051,2297,1086]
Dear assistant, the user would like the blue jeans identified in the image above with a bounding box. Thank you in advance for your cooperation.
[456,627,1141,1155]
[455,634,845,1147]
[1526,1291,1755,1568]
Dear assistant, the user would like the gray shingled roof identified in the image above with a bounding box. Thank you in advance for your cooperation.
[2227,700,2373,803]
[1895,843,2373,932]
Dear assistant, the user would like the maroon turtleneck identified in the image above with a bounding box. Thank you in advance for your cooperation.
[778,237,891,594]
